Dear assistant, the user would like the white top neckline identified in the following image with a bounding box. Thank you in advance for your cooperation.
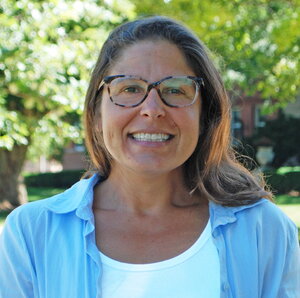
[99,219,211,271]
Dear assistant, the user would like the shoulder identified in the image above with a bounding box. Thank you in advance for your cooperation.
[210,199,297,241]
[3,174,101,237]
[236,199,297,233]
[237,200,298,255]
[237,201,300,293]
[211,199,299,263]
[3,191,67,242]
[231,200,298,241]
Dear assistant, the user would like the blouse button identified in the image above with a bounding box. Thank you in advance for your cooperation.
[222,282,230,291]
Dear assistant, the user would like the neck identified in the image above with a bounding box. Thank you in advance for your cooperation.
[94,166,198,215]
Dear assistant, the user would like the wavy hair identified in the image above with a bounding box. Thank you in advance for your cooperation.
[83,16,272,206]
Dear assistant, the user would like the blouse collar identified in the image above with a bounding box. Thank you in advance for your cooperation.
[45,173,267,229]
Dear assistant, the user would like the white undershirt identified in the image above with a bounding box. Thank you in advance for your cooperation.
[98,220,220,298]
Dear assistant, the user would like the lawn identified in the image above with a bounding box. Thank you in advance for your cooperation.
[278,205,300,226]
[1,189,299,239]
[26,187,65,202]
[275,195,300,237]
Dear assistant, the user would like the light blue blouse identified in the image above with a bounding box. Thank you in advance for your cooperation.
[0,174,299,297]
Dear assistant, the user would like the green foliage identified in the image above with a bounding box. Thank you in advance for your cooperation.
[133,0,300,110]
[0,104,30,150]
[0,210,10,224]
[277,166,300,174]
[24,170,84,188]
[1,0,299,163]
[275,194,300,205]
[0,0,135,158]
[264,171,300,195]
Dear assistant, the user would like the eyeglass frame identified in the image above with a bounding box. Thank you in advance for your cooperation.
[96,75,205,108]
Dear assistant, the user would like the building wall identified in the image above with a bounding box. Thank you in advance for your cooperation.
[232,95,262,137]
[62,151,88,170]
[62,143,88,170]
[23,157,63,173]
[232,95,280,138]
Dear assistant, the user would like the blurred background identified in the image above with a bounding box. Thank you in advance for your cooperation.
[0,0,299,234]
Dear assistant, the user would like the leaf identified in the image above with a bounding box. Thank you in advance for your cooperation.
[1,0,135,157]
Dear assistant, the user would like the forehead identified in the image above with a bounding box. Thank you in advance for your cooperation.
[107,39,195,79]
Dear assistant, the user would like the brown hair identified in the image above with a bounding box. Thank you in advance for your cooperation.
[84,16,272,206]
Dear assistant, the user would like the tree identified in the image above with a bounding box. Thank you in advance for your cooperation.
[0,0,135,209]
[1,0,299,209]
[133,0,300,112]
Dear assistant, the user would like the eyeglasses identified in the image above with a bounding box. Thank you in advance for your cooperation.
[97,75,205,108]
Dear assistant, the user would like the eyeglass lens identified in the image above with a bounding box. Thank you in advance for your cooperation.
[108,77,198,107]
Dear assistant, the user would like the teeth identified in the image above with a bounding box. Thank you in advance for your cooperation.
[131,133,171,142]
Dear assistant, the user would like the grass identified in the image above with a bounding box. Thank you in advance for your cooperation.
[274,195,300,239]
[26,187,65,202]
[277,205,300,226]
[276,166,300,174]
[274,194,300,205]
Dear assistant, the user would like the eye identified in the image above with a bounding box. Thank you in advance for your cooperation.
[123,85,143,93]
[162,87,185,95]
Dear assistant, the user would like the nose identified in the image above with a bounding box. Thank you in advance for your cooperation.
[139,88,166,118]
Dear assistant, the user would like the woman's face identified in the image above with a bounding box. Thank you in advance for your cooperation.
[99,40,201,176]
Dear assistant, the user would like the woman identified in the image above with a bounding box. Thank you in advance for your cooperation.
[0,16,299,298]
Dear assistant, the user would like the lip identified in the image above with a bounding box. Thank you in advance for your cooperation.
[128,129,175,137]
[129,128,175,134]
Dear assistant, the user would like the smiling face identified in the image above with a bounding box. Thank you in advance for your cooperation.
[99,40,201,177]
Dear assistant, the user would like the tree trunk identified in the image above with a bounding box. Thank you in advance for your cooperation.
[0,144,28,210]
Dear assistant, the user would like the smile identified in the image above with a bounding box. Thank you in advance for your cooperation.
[130,133,173,142]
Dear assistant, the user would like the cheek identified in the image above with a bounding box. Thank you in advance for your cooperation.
[185,105,201,133]
[192,102,201,135]
[92,99,103,133]
[100,105,127,148]
[182,107,201,151]
[94,115,102,135]
[101,118,116,148]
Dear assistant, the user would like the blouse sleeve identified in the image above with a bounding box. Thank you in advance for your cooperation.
[0,210,36,298]
[278,224,300,297]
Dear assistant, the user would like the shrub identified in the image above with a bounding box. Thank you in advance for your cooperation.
[253,112,300,167]
[24,169,300,196]
[24,170,85,188]
[264,171,300,195]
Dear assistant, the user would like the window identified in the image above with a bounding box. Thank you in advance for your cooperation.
[231,107,244,139]
[254,106,266,128]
